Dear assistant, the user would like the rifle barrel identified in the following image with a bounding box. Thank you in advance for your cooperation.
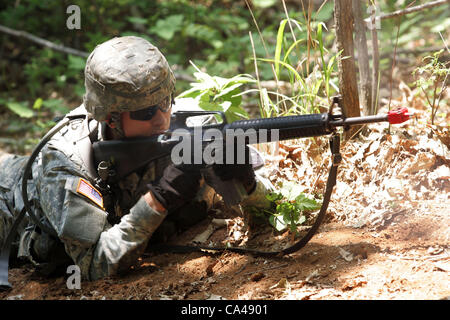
[330,114,388,127]
[225,113,332,142]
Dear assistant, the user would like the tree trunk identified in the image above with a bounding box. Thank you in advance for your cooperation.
[352,0,372,116]
[334,0,361,139]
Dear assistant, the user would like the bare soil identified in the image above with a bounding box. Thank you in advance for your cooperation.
[1,204,449,301]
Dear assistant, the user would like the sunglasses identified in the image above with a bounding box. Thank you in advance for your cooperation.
[129,96,172,121]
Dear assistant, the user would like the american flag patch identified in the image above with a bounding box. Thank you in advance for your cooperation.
[76,178,104,209]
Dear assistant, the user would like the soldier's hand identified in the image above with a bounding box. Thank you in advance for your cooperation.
[212,144,256,194]
[147,164,202,212]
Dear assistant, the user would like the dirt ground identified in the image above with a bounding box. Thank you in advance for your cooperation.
[1,206,449,301]
[1,100,449,300]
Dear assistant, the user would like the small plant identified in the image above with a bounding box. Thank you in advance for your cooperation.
[177,62,255,123]
[264,181,321,234]
[413,49,449,125]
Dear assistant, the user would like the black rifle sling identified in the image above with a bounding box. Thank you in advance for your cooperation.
[147,134,342,257]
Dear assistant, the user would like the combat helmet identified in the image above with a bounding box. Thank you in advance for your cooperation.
[83,36,175,122]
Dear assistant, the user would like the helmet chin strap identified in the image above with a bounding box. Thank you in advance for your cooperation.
[108,112,125,139]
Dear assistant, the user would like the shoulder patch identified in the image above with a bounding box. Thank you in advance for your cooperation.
[76,178,104,209]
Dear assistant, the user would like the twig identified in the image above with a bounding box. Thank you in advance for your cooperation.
[435,73,448,117]
[244,0,269,58]
[248,31,265,116]
[245,0,283,115]
[281,0,298,50]
[364,0,450,25]
[0,23,197,83]
[0,24,89,58]
[439,32,450,54]
[379,46,448,59]
[434,32,450,123]
[388,1,408,132]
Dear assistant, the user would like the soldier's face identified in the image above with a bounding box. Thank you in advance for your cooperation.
[120,107,171,137]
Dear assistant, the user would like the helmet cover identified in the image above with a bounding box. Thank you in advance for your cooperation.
[83,36,175,121]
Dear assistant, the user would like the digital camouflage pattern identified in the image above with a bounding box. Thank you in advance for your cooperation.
[84,36,176,121]
[0,105,272,280]
[0,106,173,279]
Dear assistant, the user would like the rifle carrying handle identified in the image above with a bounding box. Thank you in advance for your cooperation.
[170,110,227,130]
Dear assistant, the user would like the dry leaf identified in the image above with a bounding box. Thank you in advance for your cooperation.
[270,277,288,289]
[341,278,367,291]
[399,152,436,176]
[305,269,320,282]
[429,125,450,149]
[433,262,450,272]
[339,248,354,262]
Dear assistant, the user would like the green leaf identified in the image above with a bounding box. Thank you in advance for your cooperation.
[6,101,33,118]
[213,83,244,101]
[184,24,219,43]
[296,194,321,211]
[266,192,282,202]
[253,0,277,8]
[313,2,334,21]
[269,214,288,232]
[280,181,303,201]
[317,22,325,67]
[68,55,86,71]
[283,39,305,64]
[281,203,298,222]
[275,19,289,78]
[198,100,222,112]
[224,104,249,122]
[32,98,43,110]
[257,58,306,89]
[298,215,306,224]
[149,14,184,41]
[177,86,201,99]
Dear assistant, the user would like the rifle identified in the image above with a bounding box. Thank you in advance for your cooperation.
[93,96,410,204]
[92,96,411,256]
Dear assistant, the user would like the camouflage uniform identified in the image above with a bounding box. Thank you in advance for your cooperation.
[0,36,272,281]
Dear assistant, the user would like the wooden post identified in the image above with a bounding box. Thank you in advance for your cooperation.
[334,0,361,139]
[353,0,372,116]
